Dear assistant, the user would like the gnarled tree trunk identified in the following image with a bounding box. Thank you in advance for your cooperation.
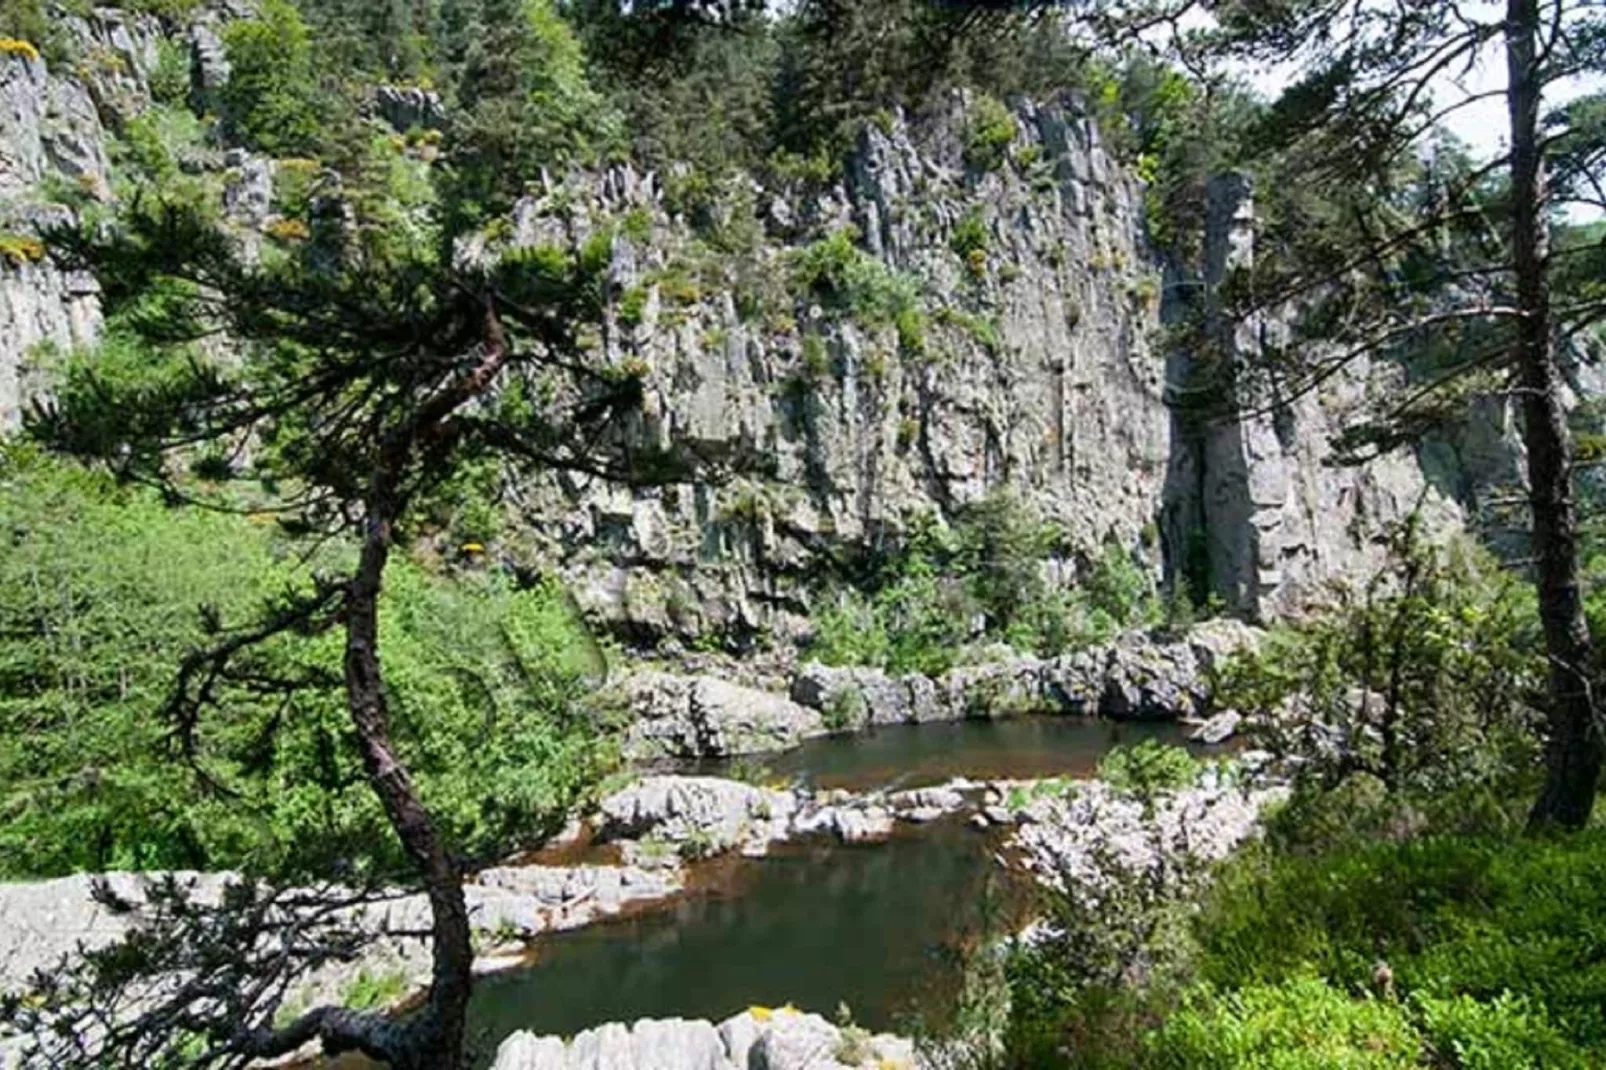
[341,495,473,1069]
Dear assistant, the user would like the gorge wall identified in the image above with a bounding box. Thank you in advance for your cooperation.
[0,10,1483,646]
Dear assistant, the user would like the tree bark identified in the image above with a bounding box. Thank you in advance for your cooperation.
[1508,0,1602,829]
[342,495,473,1069]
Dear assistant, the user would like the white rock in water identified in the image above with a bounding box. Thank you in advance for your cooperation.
[491,1031,567,1070]
[1189,708,1242,745]
[748,1010,843,1070]
[490,1011,917,1070]
[888,786,964,816]
[598,775,797,856]
[628,1017,732,1069]
[619,673,826,760]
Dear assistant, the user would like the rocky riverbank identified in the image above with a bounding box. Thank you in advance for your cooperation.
[622,620,1260,760]
[0,720,1279,1069]
[491,1007,920,1070]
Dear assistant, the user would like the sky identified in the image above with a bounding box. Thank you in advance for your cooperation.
[1216,4,1606,219]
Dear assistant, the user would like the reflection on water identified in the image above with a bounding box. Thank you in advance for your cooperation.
[467,717,1190,1061]
[696,715,1189,791]
[467,820,1008,1063]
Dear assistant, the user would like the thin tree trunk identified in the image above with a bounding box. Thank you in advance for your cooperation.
[1508,0,1602,829]
[343,496,473,1069]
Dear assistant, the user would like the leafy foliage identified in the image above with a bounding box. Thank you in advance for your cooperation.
[1217,519,1543,795]
[220,0,329,156]
[1096,740,1201,798]
[808,496,1160,673]
[0,450,612,879]
[1145,976,1424,1069]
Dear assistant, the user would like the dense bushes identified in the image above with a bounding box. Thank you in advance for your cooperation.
[973,519,1606,1068]
[1217,521,1544,795]
[809,496,1159,674]
[992,783,1606,1068]
[1194,817,1606,1051]
[0,450,613,879]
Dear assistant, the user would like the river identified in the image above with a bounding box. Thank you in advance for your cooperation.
[464,716,1187,1061]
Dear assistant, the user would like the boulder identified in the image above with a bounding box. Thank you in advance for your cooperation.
[1188,708,1242,745]
[748,1010,842,1070]
[622,673,826,759]
[597,776,797,856]
[888,786,966,822]
[1098,636,1208,720]
[790,662,940,727]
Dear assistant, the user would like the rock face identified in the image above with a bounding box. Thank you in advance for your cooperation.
[492,1009,920,1070]
[621,672,826,759]
[1159,174,1461,621]
[515,96,1174,646]
[0,16,1532,636]
[0,39,108,428]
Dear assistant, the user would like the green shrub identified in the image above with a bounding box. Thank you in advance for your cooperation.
[950,208,989,277]
[1145,976,1423,1069]
[823,684,868,733]
[1416,992,1592,1070]
[791,226,921,329]
[221,0,326,156]
[148,39,190,104]
[1082,540,1158,628]
[964,93,1016,172]
[810,591,890,669]
[1192,826,1606,1048]
[617,284,648,328]
[341,968,410,1011]
[1097,739,1201,797]
[1216,519,1542,796]
[0,451,613,879]
[935,306,1003,356]
[808,558,971,676]
[895,303,927,360]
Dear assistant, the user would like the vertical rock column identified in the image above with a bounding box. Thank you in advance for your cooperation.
[1163,172,1282,620]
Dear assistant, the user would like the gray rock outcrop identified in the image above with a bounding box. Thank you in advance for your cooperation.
[0,24,1531,632]
[597,775,799,856]
[0,861,684,1018]
[1158,173,1462,621]
[621,672,826,759]
[790,619,1262,725]
[1010,772,1287,904]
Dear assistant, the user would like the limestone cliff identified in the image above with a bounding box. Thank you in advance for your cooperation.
[0,14,1486,643]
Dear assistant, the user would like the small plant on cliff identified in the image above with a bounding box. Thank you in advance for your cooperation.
[950,209,989,280]
[0,232,45,265]
[963,94,1016,172]
[791,225,921,330]
[824,684,868,733]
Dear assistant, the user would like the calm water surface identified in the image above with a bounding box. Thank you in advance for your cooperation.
[466,717,1195,1059]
